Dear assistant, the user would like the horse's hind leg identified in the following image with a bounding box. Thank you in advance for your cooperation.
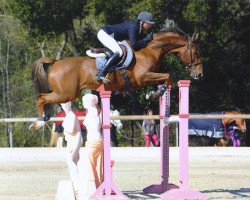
[36,91,78,118]
[31,91,78,130]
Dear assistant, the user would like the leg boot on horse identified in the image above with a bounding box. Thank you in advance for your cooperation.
[95,51,120,83]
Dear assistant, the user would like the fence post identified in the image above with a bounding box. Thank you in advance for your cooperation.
[91,85,128,200]
[161,80,208,200]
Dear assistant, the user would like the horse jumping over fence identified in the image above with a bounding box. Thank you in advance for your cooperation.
[31,26,203,130]
[189,111,246,146]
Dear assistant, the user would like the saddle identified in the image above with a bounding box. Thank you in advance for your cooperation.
[86,40,134,86]
[87,43,127,64]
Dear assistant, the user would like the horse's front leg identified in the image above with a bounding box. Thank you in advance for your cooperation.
[142,72,172,99]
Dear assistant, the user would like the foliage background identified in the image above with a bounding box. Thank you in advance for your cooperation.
[0,0,249,147]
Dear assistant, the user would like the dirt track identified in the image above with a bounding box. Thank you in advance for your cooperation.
[0,147,250,200]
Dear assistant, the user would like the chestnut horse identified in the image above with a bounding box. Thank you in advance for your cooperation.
[223,112,246,133]
[31,29,203,129]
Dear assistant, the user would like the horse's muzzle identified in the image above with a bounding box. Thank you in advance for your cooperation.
[197,73,203,79]
[192,72,203,80]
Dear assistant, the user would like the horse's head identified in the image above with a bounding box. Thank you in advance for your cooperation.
[153,29,203,80]
[234,117,247,133]
[176,33,203,80]
[224,112,247,133]
[110,110,123,130]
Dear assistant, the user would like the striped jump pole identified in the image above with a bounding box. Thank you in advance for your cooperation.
[143,85,178,194]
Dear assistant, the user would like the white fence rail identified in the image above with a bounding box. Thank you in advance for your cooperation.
[1,114,249,148]
[1,114,250,123]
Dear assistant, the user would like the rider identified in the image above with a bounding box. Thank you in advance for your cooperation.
[95,11,155,82]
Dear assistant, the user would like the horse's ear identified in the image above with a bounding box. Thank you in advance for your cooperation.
[191,32,199,42]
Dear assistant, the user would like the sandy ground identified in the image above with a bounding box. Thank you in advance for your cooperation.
[0,147,250,200]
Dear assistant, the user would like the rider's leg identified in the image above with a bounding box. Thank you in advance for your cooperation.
[97,29,123,56]
[96,29,123,81]
[95,52,120,80]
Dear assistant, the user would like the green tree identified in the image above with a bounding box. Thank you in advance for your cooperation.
[8,0,86,56]
[183,0,250,112]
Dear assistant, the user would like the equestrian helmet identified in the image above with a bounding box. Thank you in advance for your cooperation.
[137,11,155,24]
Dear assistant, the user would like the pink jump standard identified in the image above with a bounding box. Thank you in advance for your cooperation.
[144,80,208,200]
[143,85,179,194]
[92,80,207,200]
[160,80,208,199]
[90,86,128,200]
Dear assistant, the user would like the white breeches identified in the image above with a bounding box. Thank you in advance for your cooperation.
[97,29,123,57]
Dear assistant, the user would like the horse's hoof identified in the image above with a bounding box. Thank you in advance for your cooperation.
[146,92,152,99]
[146,91,157,99]
[29,121,46,131]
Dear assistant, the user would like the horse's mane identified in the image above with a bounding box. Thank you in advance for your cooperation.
[159,19,188,38]
[224,111,243,115]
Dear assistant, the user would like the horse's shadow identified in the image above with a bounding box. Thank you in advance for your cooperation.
[123,190,160,200]
[202,188,250,199]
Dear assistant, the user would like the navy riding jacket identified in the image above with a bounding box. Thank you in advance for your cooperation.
[101,20,148,51]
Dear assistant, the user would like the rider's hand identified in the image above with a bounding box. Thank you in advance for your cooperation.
[145,32,153,42]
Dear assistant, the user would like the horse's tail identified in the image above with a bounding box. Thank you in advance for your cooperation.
[31,57,56,94]
[32,57,56,118]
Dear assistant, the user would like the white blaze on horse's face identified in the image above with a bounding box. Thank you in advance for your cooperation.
[238,119,247,133]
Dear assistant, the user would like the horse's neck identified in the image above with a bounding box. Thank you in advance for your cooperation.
[168,37,188,53]
[149,34,187,57]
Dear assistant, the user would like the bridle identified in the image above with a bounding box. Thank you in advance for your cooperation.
[152,37,202,79]
[179,37,202,79]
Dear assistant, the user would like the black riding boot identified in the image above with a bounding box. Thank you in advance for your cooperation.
[95,51,120,82]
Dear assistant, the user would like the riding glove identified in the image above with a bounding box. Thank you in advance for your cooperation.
[145,32,153,42]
